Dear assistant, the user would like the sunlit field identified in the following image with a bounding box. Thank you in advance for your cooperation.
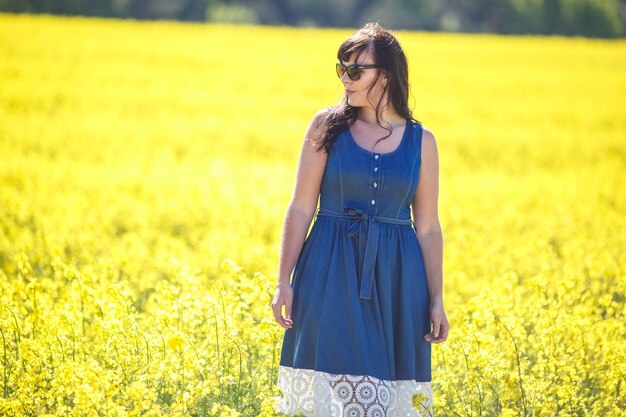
[1,12,625,417]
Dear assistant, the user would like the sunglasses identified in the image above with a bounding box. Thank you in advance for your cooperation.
[336,62,378,81]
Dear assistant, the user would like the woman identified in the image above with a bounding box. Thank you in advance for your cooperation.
[271,22,449,416]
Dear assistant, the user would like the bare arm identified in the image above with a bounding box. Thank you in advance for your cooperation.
[272,110,328,329]
[277,110,329,284]
[412,127,448,343]
[411,127,443,303]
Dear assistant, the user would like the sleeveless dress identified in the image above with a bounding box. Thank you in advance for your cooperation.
[274,119,434,417]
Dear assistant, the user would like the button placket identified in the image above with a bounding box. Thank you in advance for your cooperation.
[369,153,381,212]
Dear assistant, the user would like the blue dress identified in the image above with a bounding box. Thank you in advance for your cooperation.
[274,119,433,417]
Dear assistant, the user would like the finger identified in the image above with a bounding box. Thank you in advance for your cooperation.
[277,296,293,328]
[272,304,283,326]
[271,298,287,328]
[433,329,449,343]
[285,298,292,321]
[433,319,441,338]
[441,323,449,338]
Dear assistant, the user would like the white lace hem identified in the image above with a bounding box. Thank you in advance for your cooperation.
[274,365,434,417]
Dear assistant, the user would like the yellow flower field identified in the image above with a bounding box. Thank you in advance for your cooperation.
[0,12,625,417]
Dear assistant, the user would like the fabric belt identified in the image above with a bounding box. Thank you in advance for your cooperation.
[315,206,414,300]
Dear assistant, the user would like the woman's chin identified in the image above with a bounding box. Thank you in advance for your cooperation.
[346,97,362,107]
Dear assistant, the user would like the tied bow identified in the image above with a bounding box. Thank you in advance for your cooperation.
[343,206,380,300]
[315,206,414,300]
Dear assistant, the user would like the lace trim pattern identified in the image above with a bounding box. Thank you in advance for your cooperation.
[274,365,434,417]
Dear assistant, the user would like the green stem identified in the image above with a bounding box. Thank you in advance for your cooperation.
[500,319,528,416]
[0,327,9,398]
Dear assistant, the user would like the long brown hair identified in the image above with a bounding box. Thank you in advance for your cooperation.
[313,22,420,153]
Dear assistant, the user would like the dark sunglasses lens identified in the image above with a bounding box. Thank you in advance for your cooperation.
[336,64,345,78]
[347,65,361,80]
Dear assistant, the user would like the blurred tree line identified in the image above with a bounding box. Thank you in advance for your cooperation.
[1,0,624,38]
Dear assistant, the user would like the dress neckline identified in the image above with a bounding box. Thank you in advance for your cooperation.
[347,119,411,156]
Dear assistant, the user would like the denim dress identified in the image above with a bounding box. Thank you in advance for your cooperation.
[275,120,434,417]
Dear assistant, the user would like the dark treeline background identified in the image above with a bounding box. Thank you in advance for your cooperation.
[1,0,625,38]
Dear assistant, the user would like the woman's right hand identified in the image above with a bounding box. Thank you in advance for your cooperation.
[271,283,294,330]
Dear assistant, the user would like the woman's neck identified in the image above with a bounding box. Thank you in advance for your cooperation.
[356,106,405,126]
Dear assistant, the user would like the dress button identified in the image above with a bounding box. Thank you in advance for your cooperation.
[371,199,375,205]
[374,154,379,159]
[373,182,377,187]
[374,167,378,172]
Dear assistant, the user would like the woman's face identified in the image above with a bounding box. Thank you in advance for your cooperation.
[339,51,387,109]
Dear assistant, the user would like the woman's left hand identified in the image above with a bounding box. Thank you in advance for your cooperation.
[424,300,449,344]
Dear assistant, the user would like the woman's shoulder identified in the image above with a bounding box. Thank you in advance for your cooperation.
[312,107,333,125]
[410,120,435,141]
[420,125,436,144]
[304,107,333,148]
[415,123,438,161]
